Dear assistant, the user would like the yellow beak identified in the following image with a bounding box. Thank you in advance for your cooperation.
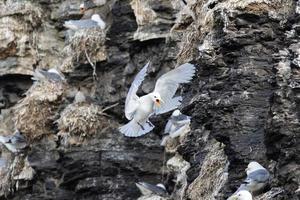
[155,100,161,107]
[155,98,164,107]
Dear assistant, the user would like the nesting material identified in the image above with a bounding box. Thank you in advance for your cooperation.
[14,81,67,141]
[56,102,109,138]
[61,28,107,72]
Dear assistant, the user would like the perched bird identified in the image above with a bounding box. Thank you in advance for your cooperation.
[243,161,270,194]
[32,68,66,83]
[161,109,191,146]
[228,190,253,200]
[164,110,191,137]
[119,62,195,137]
[136,182,168,197]
[64,14,106,30]
[0,130,27,154]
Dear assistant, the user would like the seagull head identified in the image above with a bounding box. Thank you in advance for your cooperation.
[79,3,85,14]
[151,93,164,107]
[245,161,264,174]
[229,190,252,200]
[172,109,181,117]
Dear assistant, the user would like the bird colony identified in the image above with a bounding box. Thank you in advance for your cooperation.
[0,0,275,199]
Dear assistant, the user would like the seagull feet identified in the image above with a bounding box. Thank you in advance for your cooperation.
[137,122,145,130]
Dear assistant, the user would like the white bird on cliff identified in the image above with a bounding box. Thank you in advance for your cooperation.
[64,14,106,30]
[32,68,65,83]
[119,62,195,137]
[228,190,253,200]
[0,130,27,154]
[161,109,191,146]
[229,161,270,199]
[136,182,168,197]
[243,161,270,194]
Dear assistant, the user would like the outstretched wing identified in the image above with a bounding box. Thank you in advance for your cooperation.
[153,63,195,114]
[124,62,150,120]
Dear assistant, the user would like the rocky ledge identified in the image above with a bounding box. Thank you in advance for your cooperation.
[0,0,299,200]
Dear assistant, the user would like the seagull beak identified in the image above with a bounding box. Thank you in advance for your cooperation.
[155,99,161,107]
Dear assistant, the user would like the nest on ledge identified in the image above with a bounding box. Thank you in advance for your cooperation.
[56,102,111,139]
[61,28,107,73]
[14,81,67,141]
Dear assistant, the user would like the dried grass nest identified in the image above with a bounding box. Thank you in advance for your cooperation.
[61,28,107,72]
[56,102,110,137]
[14,82,67,141]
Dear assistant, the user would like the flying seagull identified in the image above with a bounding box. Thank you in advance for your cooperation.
[32,68,65,82]
[119,62,195,137]
[64,14,106,30]
[228,190,253,200]
[0,130,27,154]
[136,182,168,197]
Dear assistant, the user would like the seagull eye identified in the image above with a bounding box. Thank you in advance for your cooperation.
[154,96,157,98]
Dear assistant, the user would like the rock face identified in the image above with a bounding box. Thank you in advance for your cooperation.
[0,0,299,200]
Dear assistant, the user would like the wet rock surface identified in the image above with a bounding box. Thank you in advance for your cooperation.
[0,0,299,200]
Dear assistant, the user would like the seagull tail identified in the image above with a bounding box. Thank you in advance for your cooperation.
[156,96,183,114]
[119,120,154,137]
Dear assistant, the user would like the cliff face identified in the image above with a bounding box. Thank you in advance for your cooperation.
[0,0,299,200]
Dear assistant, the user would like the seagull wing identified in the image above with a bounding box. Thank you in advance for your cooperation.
[164,119,173,134]
[245,169,270,183]
[64,19,98,30]
[124,62,150,120]
[13,132,26,144]
[138,182,167,196]
[153,63,195,114]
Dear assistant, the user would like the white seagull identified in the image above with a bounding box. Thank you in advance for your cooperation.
[32,68,65,82]
[135,182,168,197]
[161,109,191,146]
[164,109,191,138]
[228,190,253,200]
[243,161,270,194]
[0,130,27,154]
[119,62,195,137]
[64,14,106,30]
